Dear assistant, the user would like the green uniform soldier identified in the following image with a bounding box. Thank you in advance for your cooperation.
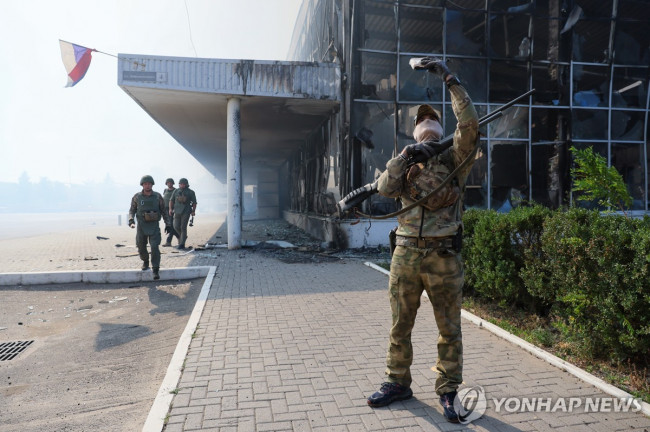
[367,58,479,423]
[162,178,180,247]
[128,175,172,280]
[169,178,197,250]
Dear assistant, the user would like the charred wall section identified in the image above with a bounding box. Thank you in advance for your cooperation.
[288,0,650,217]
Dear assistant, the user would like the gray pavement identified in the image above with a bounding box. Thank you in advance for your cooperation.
[1,214,649,431]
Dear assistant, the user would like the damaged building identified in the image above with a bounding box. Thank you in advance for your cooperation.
[118,0,650,248]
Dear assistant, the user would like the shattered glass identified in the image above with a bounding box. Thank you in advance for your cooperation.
[490,141,529,212]
[572,64,609,108]
[612,67,648,109]
[358,51,397,101]
[489,105,528,139]
[361,0,397,52]
[398,55,444,102]
[571,109,608,140]
[489,11,531,59]
[490,60,529,102]
[398,4,443,54]
[464,141,488,210]
[445,9,486,56]
[532,62,570,106]
[450,58,487,103]
[612,142,645,210]
[531,108,570,143]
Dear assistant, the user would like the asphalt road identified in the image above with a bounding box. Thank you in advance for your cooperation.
[0,278,204,432]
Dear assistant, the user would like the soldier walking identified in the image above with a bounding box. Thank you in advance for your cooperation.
[169,178,197,250]
[128,175,172,280]
[162,178,180,247]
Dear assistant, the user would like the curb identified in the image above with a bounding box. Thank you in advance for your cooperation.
[142,266,217,432]
[363,261,650,417]
[0,267,213,286]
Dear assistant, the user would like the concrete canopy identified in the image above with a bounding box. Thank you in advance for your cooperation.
[117,55,341,183]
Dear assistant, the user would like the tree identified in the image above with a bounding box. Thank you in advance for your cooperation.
[570,146,632,215]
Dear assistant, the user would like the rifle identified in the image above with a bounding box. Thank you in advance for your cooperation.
[336,88,536,217]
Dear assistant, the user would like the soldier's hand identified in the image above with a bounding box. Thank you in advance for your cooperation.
[129,218,135,229]
[411,57,452,80]
[403,142,436,164]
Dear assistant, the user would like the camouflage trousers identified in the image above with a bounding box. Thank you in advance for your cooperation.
[173,213,192,247]
[136,228,162,268]
[385,244,464,395]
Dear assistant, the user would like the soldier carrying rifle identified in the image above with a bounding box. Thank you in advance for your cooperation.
[365,57,478,423]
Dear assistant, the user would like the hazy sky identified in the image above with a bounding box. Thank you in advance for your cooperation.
[0,0,302,188]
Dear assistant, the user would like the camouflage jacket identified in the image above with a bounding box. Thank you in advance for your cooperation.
[377,84,478,238]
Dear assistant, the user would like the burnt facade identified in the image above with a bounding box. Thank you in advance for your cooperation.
[285,0,650,217]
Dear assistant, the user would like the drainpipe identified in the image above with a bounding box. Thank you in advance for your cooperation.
[227,97,242,249]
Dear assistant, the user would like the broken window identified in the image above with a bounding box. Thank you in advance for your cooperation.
[614,23,649,66]
[531,108,569,143]
[398,4,443,54]
[358,51,397,100]
[445,8,486,56]
[533,16,570,62]
[489,105,528,139]
[352,101,396,186]
[451,58,488,103]
[532,62,570,106]
[612,143,644,210]
[571,109,608,140]
[611,110,645,141]
[489,10,531,59]
[398,55,443,102]
[490,141,529,212]
[571,19,612,63]
[572,64,609,107]
[360,0,397,52]
[464,141,488,210]
[531,143,569,209]
[490,60,529,102]
[612,67,648,109]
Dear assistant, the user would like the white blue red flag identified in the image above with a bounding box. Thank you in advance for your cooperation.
[59,40,95,87]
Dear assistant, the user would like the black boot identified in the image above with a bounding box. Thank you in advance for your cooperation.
[141,261,150,271]
[439,391,459,423]
[153,267,160,280]
[367,382,413,407]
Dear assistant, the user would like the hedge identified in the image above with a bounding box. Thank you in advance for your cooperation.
[462,206,650,361]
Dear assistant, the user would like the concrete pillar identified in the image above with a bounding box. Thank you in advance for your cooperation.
[227,97,242,249]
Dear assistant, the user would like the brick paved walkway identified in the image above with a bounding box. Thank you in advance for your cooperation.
[162,250,650,432]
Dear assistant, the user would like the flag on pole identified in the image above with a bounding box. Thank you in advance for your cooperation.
[59,40,96,87]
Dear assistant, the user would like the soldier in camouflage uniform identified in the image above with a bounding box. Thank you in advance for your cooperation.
[162,178,180,247]
[169,178,197,250]
[128,175,172,280]
[367,58,479,423]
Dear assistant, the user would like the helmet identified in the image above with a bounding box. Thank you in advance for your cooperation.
[414,104,442,126]
[165,178,175,185]
[140,175,155,185]
[179,178,189,186]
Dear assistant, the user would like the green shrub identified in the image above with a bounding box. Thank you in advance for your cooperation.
[463,207,650,361]
[463,205,550,311]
